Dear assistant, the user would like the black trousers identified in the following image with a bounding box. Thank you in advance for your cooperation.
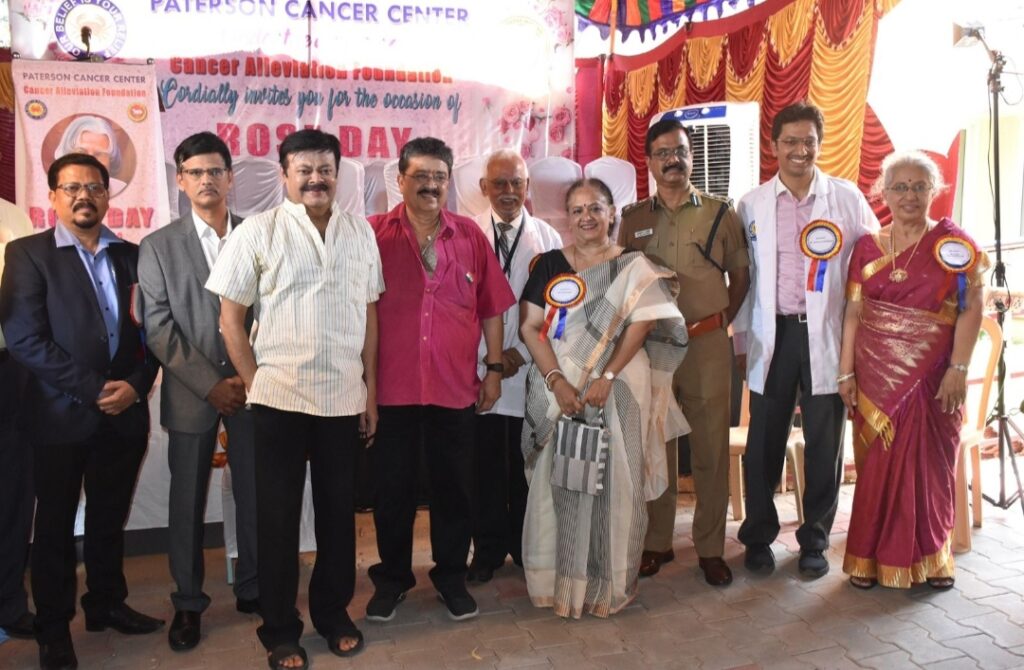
[31,423,147,644]
[0,417,32,626]
[738,317,846,552]
[471,413,527,567]
[251,405,358,651]
[369,404,475,595]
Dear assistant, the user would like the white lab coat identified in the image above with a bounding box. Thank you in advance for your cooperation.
[732,168,879,396]
[475,208,563,417]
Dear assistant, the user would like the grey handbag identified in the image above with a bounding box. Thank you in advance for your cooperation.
[551,409,609,495]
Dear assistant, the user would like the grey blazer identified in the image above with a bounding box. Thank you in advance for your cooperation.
[138,212,246,434]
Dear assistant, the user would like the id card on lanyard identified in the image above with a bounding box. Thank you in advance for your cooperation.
[493,216,525,323]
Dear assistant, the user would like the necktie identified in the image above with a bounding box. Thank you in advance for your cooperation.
[496,222,513,263]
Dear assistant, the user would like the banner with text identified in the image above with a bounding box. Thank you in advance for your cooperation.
[13,59,170,242]
[10,0,576,175]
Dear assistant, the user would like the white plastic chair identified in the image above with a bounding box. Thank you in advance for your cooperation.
[584,156,638,241]
[382,159,402,212]
[527,156,582,245]
[335,157,366,218]
[363,161,390,217]
[229,158,285,219]
[451,156,490,218]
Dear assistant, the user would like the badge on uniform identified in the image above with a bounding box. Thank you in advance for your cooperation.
[933,236,976,312]
[748,221,757,242]
[800,220,842,292]
[540,273,586,341]
[634,228,654,239]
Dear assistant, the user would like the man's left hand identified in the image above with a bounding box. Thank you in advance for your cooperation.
[501,348,525,379]
[96,380,139,416]
[359,402,378,447]
[477,372,501,413]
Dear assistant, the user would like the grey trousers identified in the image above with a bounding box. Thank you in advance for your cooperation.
[167,408,257,612]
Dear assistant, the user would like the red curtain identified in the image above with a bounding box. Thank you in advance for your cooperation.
[819,0,866,46]
[728,21,765,80]
[759,32,814,182]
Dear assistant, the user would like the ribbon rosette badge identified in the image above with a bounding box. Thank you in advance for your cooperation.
[800,220,843,292]
[540,274,585,341]
[933,236,976,312]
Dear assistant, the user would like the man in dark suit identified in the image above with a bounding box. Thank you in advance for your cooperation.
[0,153,162,669]
[138,132,257,652]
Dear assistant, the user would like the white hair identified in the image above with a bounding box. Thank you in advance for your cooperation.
[56,115,122,175]
[872,150,946,199]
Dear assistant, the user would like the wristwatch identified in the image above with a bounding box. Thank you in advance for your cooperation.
[485,361,505,374]
[602,371,615,381]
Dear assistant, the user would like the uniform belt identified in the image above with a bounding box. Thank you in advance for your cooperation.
[687,311,724,338]
[777,313,808,323]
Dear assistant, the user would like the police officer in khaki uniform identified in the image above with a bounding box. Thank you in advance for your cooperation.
[618,119,750,586]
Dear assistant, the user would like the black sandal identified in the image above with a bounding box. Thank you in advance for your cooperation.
[268,643,308,670]
[328,627,365,658]
[927,576,955,590]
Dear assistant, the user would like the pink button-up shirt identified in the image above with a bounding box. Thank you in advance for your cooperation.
[371,204,515,409]
[774,178,816,315]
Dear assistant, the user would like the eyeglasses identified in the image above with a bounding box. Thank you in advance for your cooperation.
[404,171,450,185]
[778,137,818,149]
[650,146,690,161]
[55,182,107,197]
[180,167,228,180]
[486,178,527,191]
[887,182,932,194]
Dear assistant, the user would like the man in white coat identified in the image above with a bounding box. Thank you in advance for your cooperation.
[732,102,878,578]
[467,150,562,583]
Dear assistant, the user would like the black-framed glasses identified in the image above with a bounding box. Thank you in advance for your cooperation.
[180,167,228,180]
[55,182,107,197]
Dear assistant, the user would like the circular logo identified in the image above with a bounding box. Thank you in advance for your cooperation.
[25,100,48,120]
[544,274,586,308]
[934,237,976,272]
[800,220,842,260]
[127,103,147,123]
[54,0,129,60]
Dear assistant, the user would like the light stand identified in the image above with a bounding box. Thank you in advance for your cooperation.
[955,23,1024,514]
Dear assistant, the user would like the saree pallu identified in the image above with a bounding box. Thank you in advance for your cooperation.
[521,253,688,618]
[843,297,960,588]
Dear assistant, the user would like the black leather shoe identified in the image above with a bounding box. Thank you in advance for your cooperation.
[84,603,164,635]
[798,549,830,579]
[168,611,201,651]
[39,638,78,670]
[744,543,776,573]
[466,560,497,584]
[0,610,35,639]
[236,597,260,614]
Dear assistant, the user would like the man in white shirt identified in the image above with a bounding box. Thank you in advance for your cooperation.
[138,132,257,652]
[207,129,384,668]
[732,102,878,579]
[467,150,562,583]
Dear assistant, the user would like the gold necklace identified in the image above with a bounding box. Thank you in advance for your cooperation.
[888,225,926,283]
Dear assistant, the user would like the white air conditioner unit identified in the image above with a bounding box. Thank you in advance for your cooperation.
[649,101,760,204]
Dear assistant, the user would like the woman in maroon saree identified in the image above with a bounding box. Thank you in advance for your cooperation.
[838,151,987,590]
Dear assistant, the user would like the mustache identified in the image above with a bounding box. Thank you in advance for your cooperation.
[301,183,329,193]
[73,202,97,212]
[418,188,441,198]
[663,164,685,173]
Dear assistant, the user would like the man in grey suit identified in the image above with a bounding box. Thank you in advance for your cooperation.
[138,132,258,652]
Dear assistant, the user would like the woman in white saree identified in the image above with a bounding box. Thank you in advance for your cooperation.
[519,178,688,618]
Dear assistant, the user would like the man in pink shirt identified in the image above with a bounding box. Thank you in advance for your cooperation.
[367,137,514,622]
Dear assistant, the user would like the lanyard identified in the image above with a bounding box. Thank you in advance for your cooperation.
[492,215,526,277]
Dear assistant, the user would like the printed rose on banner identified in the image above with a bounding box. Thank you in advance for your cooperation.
[549,124,566,143]
[553,105,572,128]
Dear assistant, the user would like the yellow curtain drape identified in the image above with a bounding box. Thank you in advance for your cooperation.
[808,0,876,180]
[602,98,629,159]
[0,63,14,112]
[626,64,658,117]
[687,35,725,90]
[768,0,815,67]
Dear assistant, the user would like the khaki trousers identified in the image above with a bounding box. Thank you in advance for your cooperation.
[644,327,731,557]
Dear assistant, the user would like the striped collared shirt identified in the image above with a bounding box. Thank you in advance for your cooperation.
[205,199,384,417]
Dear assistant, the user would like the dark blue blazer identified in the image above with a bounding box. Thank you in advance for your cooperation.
[0,227,159,445]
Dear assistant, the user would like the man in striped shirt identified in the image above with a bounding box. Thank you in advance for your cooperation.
[207,129,383,668]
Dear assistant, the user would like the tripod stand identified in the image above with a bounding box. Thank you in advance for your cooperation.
[963,28,1024,514]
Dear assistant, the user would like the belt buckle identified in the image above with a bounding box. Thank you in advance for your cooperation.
[797,313,807,323]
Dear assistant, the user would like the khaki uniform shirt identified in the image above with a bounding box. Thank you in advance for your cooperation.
[617,187,748,323]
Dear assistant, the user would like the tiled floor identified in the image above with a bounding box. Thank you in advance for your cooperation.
[3,461,1024,669]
